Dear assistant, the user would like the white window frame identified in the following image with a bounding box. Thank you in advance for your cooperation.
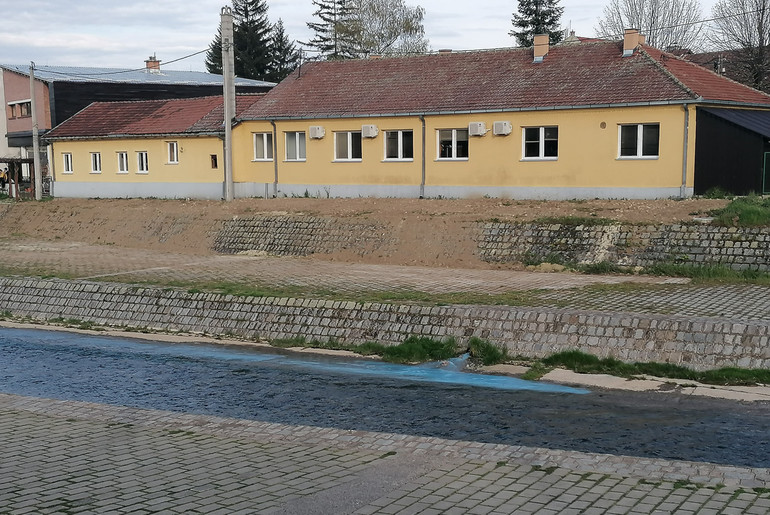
[334,131,362,161]
[136,151,149,174]
[90,152,101,174]
[522,126,559,161]
[62,153,73,174]
[167,141,179,164]
[384,130,414,161]
[253,132,273,161]
[117,152,129,174]
[436,129,469,160]
[285,131,306,161]
[618,123,660,159]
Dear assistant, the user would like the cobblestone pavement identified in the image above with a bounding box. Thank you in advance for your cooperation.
[6,240,770,324]
[1,393,769,515]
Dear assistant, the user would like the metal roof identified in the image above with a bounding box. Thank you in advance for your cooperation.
[0,64,274,88]
[701,107,770,138]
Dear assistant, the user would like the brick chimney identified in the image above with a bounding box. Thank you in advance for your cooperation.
[533,34,549,63]
[144,54,161,72]
[623,29,641,57]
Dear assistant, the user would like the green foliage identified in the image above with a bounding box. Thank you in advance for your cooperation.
[379,335,458,363]
[468,337,508,366]
[703,187,732,199]
[710,194,770,227]
[303,0,360,60]
[579,261,625,275]
[509,0,565,47]
[643,263,770,284]
[541,349,770,386]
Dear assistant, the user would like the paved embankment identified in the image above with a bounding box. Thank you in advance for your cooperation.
[2,393,769,514]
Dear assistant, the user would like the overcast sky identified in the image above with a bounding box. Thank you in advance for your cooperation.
[0,0,718,72]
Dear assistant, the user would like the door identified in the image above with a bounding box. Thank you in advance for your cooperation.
[765,152,770,194]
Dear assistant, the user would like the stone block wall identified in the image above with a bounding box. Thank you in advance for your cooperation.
[213,215,393,256]
[479,222,770,271]
[2,277,768,371]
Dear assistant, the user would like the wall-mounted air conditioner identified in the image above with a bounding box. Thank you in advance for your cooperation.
[362,124,379,138]
[309,125,325,139]
[468,122,487,136]
[493,121,512,136]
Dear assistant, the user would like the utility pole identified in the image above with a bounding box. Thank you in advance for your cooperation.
[30,62,42,201]
[221,6,236,202]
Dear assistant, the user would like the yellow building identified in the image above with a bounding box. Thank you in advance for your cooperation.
[46,95,263,199]
[47,31,770,199]
[234,30,770,199]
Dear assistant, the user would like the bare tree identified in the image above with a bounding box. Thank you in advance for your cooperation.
[710,0,770,91]
[595,0,704,51]
[349,0,429,55]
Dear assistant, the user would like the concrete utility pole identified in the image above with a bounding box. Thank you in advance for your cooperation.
[221,6,236,202]
[30,62,42,201]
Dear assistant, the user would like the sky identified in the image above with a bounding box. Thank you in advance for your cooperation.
[0,0,719,72]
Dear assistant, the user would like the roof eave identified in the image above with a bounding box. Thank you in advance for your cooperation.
[46,131,224,142]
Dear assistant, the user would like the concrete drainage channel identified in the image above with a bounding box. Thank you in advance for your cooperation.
[1,277,770,371]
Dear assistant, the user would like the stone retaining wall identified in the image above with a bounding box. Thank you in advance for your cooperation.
[2,278,768,371]
[480,222,770,270]
[213,215,393,256]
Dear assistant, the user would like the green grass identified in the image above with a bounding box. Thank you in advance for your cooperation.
[468,337,508,366]
[710,194,770,227]
[271,335,459,364]
[541,349,770,386]
[643,263,770,285]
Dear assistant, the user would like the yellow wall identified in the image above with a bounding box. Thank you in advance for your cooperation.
[233,105,694,191]
[52,136,223,183]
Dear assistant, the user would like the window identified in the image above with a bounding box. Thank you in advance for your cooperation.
[619,124,660,158]
[211,154,218,169]
[285,131,306,161]
[117,152,129,174]
[385,130,414,160]
[167,142,178,164]
[253,133,273,161]
[334,131,362,161]
[62,153,73,174]
[437,129,469,160]
[137,151,149,173]
[523,126,558,159]
[90,152,101,174]
[8,101,32,119]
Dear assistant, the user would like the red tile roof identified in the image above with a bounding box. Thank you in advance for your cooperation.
[47,95,265,139]
[241,40,770,120]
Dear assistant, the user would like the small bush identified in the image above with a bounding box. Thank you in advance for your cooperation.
[468,337,508,366]
[710,194,770,227]
[580,261,625,275]
[380,335,457,363]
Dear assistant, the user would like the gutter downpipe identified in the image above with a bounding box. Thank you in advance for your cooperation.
[680,104,690,199]
[420,115,426,198]
[271,120,278,198]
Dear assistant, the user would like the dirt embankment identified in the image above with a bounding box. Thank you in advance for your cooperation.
[0,197,729,269]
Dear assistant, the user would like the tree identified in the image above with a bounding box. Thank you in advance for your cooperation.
[268,19,302,82]
[205,0,280,81]
[510,0,565,47]
[303,0,360,59]
[594,0,703,51]
[710,0,770,91]
[350,0,429,55]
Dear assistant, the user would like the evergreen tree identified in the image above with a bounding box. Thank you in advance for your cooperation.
[303,0,360,60]
[268,19,302,82]
[510,0,564,47]
[205,0,273,80]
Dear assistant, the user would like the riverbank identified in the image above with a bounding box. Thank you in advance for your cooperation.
[3,320,768,403]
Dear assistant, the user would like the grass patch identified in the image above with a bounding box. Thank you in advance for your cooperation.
[379,335,458,364]
[468,337,508,366]
[578,261,627,275]
[710,194,770,227]
[643,263,770,285]
[541,349,770,386]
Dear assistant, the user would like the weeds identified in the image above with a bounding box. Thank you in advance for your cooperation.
[468,337,508,366]
[710,194,770,227]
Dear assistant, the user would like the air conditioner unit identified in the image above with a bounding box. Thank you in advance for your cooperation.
[309,125,325,139]
[468,122,487,136]
[361,124,379,138]
[493,121,512,136]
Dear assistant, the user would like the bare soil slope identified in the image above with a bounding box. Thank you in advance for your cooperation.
[0,197,728,269]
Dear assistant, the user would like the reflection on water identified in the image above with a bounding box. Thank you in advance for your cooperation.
[0,328,768,468]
